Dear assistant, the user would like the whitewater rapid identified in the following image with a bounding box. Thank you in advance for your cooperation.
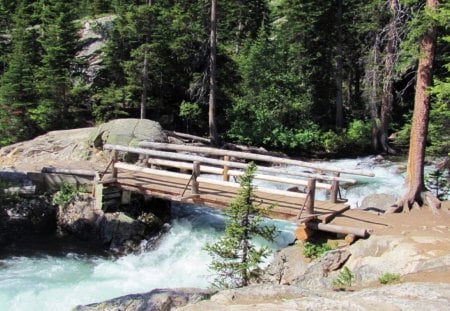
[0,157,406,310]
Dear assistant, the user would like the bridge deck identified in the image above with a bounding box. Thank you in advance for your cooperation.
[111,169,350,222]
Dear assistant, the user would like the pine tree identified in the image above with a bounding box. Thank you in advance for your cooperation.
[205,162,276,288]
[0,1,39,144]
[32,0,79,130]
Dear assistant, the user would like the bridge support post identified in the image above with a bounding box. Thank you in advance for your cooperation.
[112,150,118,178]
[330,172,340,203]
[223,156,230,181]
[192,161,201,194]
[305,177,316,215]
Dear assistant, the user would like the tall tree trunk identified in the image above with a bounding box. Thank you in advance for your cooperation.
[379,0,399,154]
[399,0,440,211]
[140,48,149,120]
[140,0,153,120]
[335,0,344,130]
[369,34,381,151]
[209,0,219,146]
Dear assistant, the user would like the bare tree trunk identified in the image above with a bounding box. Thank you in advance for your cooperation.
[140,0,153,119]
[209,0,219,146]
[335,0,344,130]
[369,34,381,151]
[379,0,399,154]
[140,48,149,119]
[398,0,440,211]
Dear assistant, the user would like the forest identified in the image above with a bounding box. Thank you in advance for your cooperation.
[0,0,449,157]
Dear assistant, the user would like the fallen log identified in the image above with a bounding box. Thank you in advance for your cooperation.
[305,221,369,238]
[41,167,96,177]
[163,130,211,144]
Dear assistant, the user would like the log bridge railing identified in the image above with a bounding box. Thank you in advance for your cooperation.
[101,142,374,234]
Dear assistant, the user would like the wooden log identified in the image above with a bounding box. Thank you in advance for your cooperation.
[146,158,331,190]
[305,178,316,215]
[112,150,118,178]
[223,155,230,181]
[330,172,340,203]
[114,162,192,181]
[295,224,314,241]
[344,234,357,245]
[196,176,308,199]
[41,167,96,177]
[105,144,358,184]
[192,161,200,194]
[305,222,369,238]
[163,130,211,143]
[137,142,375,177]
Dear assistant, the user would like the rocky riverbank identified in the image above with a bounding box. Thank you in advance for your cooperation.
[0,119,171,254]
[73,207,450,310]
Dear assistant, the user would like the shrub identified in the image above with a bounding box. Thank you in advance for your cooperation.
[344,119,372,153]
[378,272,401,285]
[333,266,354,289]
[52,183,78,207]
[303,242,332,259]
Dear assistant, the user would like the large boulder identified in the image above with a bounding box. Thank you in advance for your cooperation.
[74,288,214,311]
[259,245,309,285]
[57,193,168,254]
[90,119,168,148]
[344,235,450,286]
[292,248,351,290]
[177,283,450,311]
[359,193,397,213]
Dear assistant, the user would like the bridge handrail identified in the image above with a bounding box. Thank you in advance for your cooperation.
[138,142,375,177]
[103,144,358,184]
[145,158,332,190]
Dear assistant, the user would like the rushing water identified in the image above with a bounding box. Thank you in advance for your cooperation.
[0,157,406,310]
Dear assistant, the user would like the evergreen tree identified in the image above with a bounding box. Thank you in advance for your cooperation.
[32,0,79,130]
[205,162,276,288]
[0,1,39,145]
[228,29,313,149]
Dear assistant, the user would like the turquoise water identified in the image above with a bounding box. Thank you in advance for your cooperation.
[0,203,296,310]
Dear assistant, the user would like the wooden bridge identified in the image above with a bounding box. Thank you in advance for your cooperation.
[98,142,375,238]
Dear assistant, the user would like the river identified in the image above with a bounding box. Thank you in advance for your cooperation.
[0,157,406,310]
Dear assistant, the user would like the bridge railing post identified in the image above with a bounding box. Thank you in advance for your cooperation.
[305,177,316,215]
[112,150,118,178]
[330,172,340,203]
[192,161,201,194]
[223,156,230,181]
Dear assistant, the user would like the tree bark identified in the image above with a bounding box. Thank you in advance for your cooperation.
[369,34,381,151]
[400,0,440,210]
[209,0,219,146]
[379,0,399,154]
[140,48,149,119]
[335,0,344,130]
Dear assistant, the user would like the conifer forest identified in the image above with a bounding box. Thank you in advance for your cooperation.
[0,0,449,157]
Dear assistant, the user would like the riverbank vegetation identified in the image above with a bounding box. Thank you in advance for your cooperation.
[0,0,448,158]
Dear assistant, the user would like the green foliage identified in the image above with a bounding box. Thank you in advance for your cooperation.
[378,272,401,285]
[303,242,332,259]
[333,266,355,289]
[426,168,450,200]
[205,162,277,289]
[92,84,129,122]
[179,101,202,133]
[0,180,19,204]
[227,29,314,150]
[52,183,78,207]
